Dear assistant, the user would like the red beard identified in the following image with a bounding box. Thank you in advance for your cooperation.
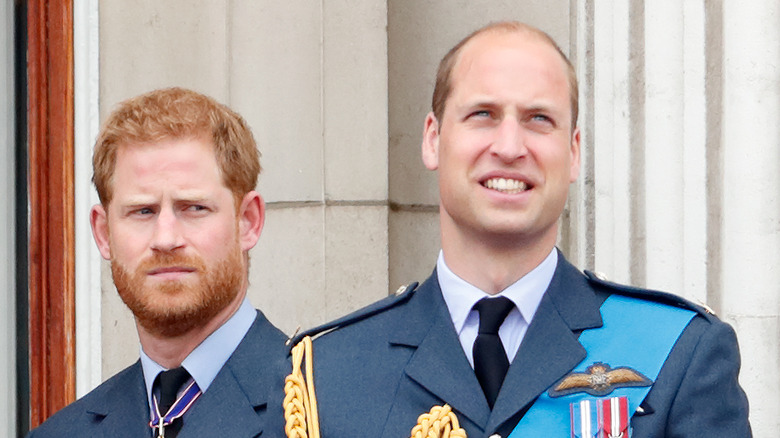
[111,248,243,338]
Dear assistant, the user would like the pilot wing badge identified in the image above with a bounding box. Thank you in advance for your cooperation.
[549,362,652,398]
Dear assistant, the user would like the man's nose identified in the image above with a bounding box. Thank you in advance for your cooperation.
[150,208,184,252]
[491,118,528,162]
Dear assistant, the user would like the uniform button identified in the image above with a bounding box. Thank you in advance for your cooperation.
[488,435,501,438]
[394,284,408,296]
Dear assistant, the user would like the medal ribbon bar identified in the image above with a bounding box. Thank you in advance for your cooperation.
[599,396,629,438]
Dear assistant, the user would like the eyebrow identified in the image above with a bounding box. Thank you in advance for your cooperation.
[117,191,214,206]
[117,196,157,207]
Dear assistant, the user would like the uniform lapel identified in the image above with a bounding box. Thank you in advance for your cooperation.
[181,371,265,437]
[179,312,288,437]
[83,362,153,437]
[391,274,492,430]
[486,253,604,434]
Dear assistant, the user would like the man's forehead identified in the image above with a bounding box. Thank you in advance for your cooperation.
[453,30,566,81]
[446,32,570,105]
[116,134,213,154]
[110,138,226,190]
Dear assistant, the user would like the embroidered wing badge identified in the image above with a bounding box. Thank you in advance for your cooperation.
[549,362,652,397]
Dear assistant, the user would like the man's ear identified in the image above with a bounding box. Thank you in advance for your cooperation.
[569,127,581,183]
[421,112,441,171]
[90,204,112,260]
[238,191,264,251]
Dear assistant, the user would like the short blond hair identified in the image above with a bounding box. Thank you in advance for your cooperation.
[93,87,261,206]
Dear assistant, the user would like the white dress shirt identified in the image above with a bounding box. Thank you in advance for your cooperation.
[438,248,557,367]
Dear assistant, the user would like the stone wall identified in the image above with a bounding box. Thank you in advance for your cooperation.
[90,1,779,434]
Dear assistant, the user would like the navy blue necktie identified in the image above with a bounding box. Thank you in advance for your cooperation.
[473,296,515,409]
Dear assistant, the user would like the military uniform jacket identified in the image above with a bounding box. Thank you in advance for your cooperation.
[303,253,751,437]
[28,310,289,438]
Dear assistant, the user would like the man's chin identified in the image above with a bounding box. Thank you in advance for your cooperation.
[113,249,244,339]
[135,306,212,338]
[145,279,197,295]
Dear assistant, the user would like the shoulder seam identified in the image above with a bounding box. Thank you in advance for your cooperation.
[583,270,713,318]
[291,282,419,345]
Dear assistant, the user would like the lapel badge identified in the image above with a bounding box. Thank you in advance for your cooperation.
[550,362,651,397]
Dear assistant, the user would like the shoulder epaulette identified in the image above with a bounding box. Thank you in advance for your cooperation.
[289,282,419,346]
[583,270,716,318]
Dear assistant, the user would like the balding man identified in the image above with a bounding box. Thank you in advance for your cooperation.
[288,22,751,438]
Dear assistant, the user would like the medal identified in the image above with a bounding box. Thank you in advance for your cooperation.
[599,396,629,438]
[570,396,630,438]
[149,380,202,437]
[570,399,599,437]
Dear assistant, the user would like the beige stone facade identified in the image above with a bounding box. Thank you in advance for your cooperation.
[73,1,780,435]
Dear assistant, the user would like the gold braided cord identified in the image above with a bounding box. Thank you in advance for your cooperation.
[284,336,320,438]
[410,404,467,438]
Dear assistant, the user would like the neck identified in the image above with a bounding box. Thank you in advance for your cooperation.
[137,289,246,369]
[440,223,557,295]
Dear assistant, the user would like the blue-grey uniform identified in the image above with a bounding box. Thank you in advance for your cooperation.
[295,253,751,437]
[27,311,289,438]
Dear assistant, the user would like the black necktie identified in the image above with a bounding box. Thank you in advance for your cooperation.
[472,296,515,409]
[155,367,192,438]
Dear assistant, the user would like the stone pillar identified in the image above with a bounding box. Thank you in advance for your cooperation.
[1,0,16,434]
[576,0,780,433]
[583,0,709,301]
[643,1,708,298]
[721,0,780,434]
[74,0,102,397]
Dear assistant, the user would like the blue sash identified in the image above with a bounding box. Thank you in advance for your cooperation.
[508,294,695,437]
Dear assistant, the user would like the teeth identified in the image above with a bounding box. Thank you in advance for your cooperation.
[484,177,528,194]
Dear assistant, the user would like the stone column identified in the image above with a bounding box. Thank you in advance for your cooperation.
[576,0,780,433]
[721,0,780,433]
[1,0,16,433]
[582,0,709,301]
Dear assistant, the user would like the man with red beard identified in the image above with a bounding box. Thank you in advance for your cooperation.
[29,88,288,438]
[291,21,751,437]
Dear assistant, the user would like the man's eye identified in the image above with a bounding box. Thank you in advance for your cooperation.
[187,205,208,212]
[138,207,154,215]
[531,114,554,124]
[471,110,492,118]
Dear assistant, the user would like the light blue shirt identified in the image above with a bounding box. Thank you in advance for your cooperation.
[140,296,256,414]
[438,248,557,368]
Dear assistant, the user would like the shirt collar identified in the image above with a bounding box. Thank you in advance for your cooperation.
[438,248,557,335]
[140,296,256,411]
